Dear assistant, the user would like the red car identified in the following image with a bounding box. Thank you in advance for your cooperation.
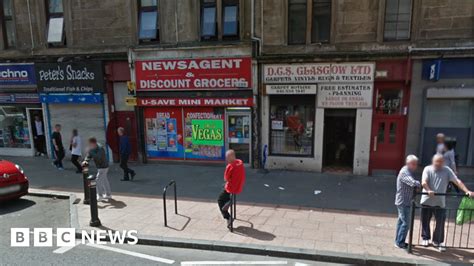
[0,160,29,202]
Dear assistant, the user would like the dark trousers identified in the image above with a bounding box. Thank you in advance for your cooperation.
[119,153,134,179]
[421,205,447,244]
[71,155,82,172]
[34,135,46,155]
[54,148,65,168]
[217,190,231,220]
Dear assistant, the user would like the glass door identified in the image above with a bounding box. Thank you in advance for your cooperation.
[226,110,251,164]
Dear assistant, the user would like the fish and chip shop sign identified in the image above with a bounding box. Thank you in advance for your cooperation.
[0,63,36,86]
[35,61,104,93]
[264,62,375,108]
[135,57,252,91]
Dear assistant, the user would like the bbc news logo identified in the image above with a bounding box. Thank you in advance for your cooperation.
[11,228,138,247]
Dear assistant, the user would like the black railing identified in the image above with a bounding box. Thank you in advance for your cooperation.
[229,194,237,232]
[163,180,178,227]
[408,192,474,253]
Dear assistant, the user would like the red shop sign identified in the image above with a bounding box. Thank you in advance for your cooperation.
[138,97,253,107]
[135,57,252,91]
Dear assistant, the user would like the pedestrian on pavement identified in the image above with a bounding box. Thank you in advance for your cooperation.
[82,137,112,202]
[70,129,83,173]
[32,115,46,156]
[394,155,421,249]
[420,154,473,251]
[217,150,246,228]
[443,141,457,174]
[117,127,136,181]
[435,133,446,155]
[52,124,65,170]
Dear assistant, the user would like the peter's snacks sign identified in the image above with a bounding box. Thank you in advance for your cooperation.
[191,120,224,146]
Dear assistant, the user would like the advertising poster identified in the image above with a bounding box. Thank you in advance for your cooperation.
[184,108,225,160]
[144,108,184,159]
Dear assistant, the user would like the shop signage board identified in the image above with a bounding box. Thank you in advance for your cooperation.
[263,63,374,84]
[266,84,317,94]
[35,61,104,93]
[138,97,253,107]
[0,63,36,87]
[135,57,252,91]
[317,84,373,108]
[0,93,40,103]
[125,97,137,106]
[191,119,224,146]
[39,93,103,104]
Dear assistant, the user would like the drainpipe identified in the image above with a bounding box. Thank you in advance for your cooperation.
[26,0,35,53]
[250,0,262,56]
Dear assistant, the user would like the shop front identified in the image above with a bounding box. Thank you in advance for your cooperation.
[0,63,43,157]
[133,54,254,164]
[35,61,108,159]
[262,62,375,175]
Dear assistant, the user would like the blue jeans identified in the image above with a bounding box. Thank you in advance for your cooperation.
[395,205,411,246]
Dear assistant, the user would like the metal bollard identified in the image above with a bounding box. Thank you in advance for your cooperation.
[82,163,90,205]
[87,174,101,227]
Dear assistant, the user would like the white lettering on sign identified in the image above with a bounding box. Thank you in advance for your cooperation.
[38,65,95,81]
[266,84,317,95]
[141,59,243,71]
[263,63,374,84]
[0,69,28,78]
[317,84,373,108]
[138,98,253,107]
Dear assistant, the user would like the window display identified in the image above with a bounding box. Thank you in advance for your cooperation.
[269,96,315,156]
[0,106,31,148]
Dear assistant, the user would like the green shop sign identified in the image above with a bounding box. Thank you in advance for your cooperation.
[191,119,224,146]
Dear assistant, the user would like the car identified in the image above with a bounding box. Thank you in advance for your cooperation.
[0,160,29,202]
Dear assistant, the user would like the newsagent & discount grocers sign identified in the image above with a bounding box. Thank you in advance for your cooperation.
[135,57,252,91]
[263,62,375,108]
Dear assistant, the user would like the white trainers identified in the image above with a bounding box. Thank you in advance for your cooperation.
[421,240,429,247]
[438,243,446,252]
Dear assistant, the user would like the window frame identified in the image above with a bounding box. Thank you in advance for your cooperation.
[287,0,307,45]
[268,95,316,157]
[200,0,218,41]
[0,0,16,49]
[222,0,239,40]
[45,0,66,47]
[311,0,331,44]
[288,0,332,45]
[383,0,413,42]
[138,0,160,43]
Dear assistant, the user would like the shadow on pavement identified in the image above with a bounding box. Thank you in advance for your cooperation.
[167,214,192,231]
[98,199,127,209]
[412,246,474,264]
[233,226,276,241]
[0,198,36,215]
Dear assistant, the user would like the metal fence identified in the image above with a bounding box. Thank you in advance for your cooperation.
[408,192,474,253]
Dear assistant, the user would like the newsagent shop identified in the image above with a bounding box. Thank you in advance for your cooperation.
[261,62,375,175]
[131,47,255,164]
[0,63,42,157]
[35,61,109,159]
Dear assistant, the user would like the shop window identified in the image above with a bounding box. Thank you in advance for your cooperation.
[1,0,15,48]
[384,0,412,41]
[0,106,31,149]
[425,99,472,128]
[311,0,331,43]
[375,88,403,115]
[201,0,217,41]
[270,96,315,156]
[288,0,307,45]
[222,0,239,39]
[138,0,159,42]
[46,0,65,46]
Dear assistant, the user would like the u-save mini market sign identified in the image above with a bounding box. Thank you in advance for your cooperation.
[264,62,375,108]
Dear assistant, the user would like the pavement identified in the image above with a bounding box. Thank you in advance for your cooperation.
[5,156,474,264]
[1,196,343,266]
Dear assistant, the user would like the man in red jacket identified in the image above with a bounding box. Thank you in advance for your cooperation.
[218,150,246,227]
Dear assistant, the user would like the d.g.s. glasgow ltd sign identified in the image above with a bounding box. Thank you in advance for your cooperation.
[35,61,104,93]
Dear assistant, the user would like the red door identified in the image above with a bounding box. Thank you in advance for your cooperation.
[115,111,138,161]
[369,83,409,173]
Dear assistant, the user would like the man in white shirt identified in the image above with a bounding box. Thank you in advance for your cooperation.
[70,129,82,173]
[32,115,46,156]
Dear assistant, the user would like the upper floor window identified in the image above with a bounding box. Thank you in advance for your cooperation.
[201,0,217,40]
[46,0,65,46]
[311,0,331,43]
[138,0,159,42]
[384,0,412,41]
[1,0,15,48]
[222,0,239,39]
[288,0,307,45]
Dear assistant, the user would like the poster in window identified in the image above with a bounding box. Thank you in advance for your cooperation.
[144,108,184,159]
[183,108,225,160]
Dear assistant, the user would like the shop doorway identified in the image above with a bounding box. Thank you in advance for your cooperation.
[323,109,356,172]
[27,108,45,156]
[226,109,251,164]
